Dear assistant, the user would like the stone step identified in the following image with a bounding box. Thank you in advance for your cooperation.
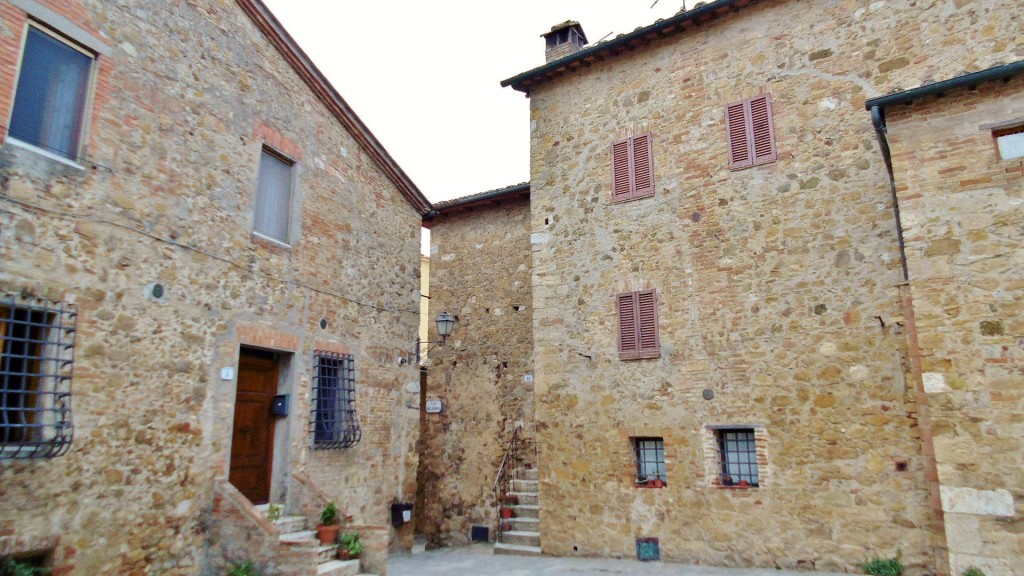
[507,492,538,505]
[511,479,538,492]
[317,544,338,563]
[510,504,539,519]
[500,530,540,548]
[280,530,318,545]
[274,515,308,534]
[505,517,538,530]
[316,559,360,576]
[493,542,542,556]
[254,504,271,513]
[515,468,538,481]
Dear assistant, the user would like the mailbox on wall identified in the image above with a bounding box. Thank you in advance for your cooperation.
[272,394,289,417]
[390,502,414,526]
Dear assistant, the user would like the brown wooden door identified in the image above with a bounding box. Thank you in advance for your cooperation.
[229,351,278,504]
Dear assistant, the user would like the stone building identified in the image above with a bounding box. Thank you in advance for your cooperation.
[422,0,1022,574]
[0,0,428,574]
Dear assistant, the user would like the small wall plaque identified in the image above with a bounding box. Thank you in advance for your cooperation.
[524,374,534,383]
[425,399,443,413]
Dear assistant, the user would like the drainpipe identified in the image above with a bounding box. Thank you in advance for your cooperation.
[870,105,909,282]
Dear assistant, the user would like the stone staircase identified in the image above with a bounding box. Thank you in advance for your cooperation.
[494,467,541,556]
[255,504,363,576]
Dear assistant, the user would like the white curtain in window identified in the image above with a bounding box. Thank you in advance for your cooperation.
[255,150,293,242]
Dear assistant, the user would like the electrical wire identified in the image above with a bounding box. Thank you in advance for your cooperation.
[0,194,420,316]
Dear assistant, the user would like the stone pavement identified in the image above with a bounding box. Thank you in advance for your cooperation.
[388,543,850,575]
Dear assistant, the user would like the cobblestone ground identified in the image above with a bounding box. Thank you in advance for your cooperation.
[388,544,850,576]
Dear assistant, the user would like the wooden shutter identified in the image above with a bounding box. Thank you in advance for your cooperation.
[632,133,655,199]
[636,289,660,357]
[618,290,660,360]
[726,100,751,169]
[749,94,777,165]
[611,137,633,202]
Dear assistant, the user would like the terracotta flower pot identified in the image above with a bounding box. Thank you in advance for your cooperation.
[337,548,352,560]
[317,524,340,545]
[500,507,514,519]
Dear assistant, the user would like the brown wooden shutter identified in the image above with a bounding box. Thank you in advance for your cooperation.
[632,133,655,199]
[749,94,777,165]
[617,292,638,359]
[611,138,633,202]
[636,289,660,358]
[726,100,751,169]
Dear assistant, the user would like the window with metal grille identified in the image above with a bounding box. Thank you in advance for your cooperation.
[1,295,76,459]
[634,437,666,485]
[311,351,360,449]
[718,429,759,487]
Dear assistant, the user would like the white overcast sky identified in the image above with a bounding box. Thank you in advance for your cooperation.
[260,0,691,204]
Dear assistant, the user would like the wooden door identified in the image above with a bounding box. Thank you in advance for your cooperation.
[229,351,278,504]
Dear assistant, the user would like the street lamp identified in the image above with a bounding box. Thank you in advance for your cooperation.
[413,311,457,364]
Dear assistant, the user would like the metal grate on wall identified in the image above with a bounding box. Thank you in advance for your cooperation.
[1,295,76,459]
[311,351,360,449]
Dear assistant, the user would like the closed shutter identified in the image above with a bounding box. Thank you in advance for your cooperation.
[749,94,777,164]
[611,137,633,202]
[618,290,660,360]
[632,133,655,199]
[636,289,659,357]
[726,94,777,169]
[726,101,751,169]
[617,292,638,359]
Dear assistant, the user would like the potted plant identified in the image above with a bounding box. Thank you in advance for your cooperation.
[635,473,648,486]
[317,501,341,545]
[337,531,363,561]
[650,471,665,488]
[503,493,519,505]
[499,506,515,519]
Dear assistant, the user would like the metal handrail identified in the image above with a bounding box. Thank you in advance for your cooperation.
[492,425,520,499]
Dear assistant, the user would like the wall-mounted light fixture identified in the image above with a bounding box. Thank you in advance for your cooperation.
[401,311,456,365]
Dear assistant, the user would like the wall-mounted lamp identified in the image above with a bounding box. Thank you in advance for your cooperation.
[401,311,457,365]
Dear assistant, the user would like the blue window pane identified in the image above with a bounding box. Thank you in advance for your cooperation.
[10,27,92,159]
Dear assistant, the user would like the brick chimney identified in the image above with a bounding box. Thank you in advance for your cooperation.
[542,21,588,63]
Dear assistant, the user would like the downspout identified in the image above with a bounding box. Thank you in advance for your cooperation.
[870,105,909,282]
[870,105,950,575]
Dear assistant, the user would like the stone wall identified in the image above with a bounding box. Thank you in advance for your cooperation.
[418,194,534,546]
[0,0,423,574]
[520,0,1021,573]
[886,76,1024,576]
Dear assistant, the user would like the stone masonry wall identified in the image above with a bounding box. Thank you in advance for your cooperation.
[0,1,422,574]
[419,196,534,546]
[524,0,1020,573]
[886,76,1024,576]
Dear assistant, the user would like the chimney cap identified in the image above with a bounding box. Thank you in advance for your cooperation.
[542,20,587,43]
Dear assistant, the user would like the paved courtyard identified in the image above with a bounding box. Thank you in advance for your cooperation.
[388,544,850,576]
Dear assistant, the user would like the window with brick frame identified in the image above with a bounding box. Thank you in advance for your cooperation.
[725,94,777,169]
[633,437,666,487]
[8,23,96,161]
[254,147,294,244]
[311,351,360,449]
[1,295,76,459]
[616,289,660,360]
[994,124,1024,160]
[611,132,655,203]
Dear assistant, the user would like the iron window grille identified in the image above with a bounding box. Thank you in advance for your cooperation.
[634,437,666,484]
[718,429,759,486]
[1,295,76,459]
[311,351,360,449]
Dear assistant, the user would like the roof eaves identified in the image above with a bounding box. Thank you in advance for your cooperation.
[864,60,1024,111]
[500,0,760,94]
[236,0,432,215]
[424,182,530,223]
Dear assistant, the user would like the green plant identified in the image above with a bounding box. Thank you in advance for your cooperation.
[1,558,49,576]
[962,568,986,576]
[320,501,339,526]
[861,551,902,576]
[340,532,363,557]
[226,561,261,576]
[267,503,283,522]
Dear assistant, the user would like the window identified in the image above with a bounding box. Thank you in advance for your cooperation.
[994,125,1024,160]
[725,94,777,169]
[717,429,759,487]
[611,133,655,203]
[9,24,95,161]
[1,295,76,459]
[616,289,660,360]
[634,437,666,486]
[311,351,360,449]
[254,147,294,244]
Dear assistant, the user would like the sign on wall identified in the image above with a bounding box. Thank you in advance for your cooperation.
[425,399,443,414]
